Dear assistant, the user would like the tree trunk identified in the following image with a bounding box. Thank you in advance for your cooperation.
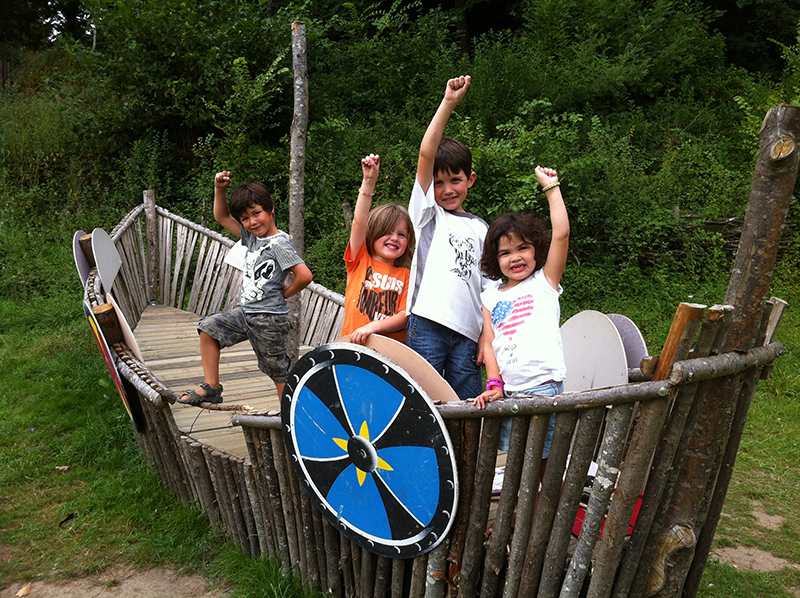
[144,189,159,302]
[289,20,308,257]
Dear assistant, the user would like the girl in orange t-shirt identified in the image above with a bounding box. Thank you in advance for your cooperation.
[341,154,415,344]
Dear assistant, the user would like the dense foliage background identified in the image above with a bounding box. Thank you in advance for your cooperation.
[2,0,799,307]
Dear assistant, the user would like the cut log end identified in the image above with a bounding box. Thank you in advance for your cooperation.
[770,138,796,160]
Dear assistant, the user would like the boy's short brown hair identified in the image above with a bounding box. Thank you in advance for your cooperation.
[434,136,472,178]
[365,203,416,269]
[229,181,275,221]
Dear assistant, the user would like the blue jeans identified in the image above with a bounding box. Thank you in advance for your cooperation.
[498,380,564,456]
[407,314,482,402]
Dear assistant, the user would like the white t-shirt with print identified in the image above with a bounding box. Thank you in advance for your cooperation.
[481,269,567,391]
[407,179,495,342]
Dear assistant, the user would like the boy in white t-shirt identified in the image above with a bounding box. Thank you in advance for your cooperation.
[406,76,495,401]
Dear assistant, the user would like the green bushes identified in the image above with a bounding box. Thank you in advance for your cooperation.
[1,0,797,294]
[0,89,77,190]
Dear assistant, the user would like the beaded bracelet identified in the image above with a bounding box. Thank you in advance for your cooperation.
[358,189,373,196]
[486,377,505,392]
[541,181,560,193]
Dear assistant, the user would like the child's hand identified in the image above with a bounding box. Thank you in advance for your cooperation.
[361,154,380,183]
[215,171,232,189]
[350,323,376,346]
[444,75,471,104]
[474,387,502,409]
[535,165,559,189]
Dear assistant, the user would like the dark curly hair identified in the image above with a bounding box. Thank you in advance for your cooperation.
[480,212,550,281]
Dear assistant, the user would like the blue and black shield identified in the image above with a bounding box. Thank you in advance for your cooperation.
[281,343,458,558]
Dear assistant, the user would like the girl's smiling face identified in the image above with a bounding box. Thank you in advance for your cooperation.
[498,233,536,287]
[372,220,410,264]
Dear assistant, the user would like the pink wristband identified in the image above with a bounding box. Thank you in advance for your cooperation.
[486,378,504,392]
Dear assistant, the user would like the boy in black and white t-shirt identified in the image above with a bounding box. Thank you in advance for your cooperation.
[178,172,313,405]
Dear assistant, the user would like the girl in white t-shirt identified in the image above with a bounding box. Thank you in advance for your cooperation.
[475,166,570,458]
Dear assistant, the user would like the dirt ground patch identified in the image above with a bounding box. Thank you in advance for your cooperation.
[710,499,796,573]
[1,565,233,598]
[751,499,785,531]
[711,546,800,573]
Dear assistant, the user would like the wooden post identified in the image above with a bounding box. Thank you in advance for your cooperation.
[446,419,478,586]
[650,104,800,598]
[289,20,308,256]
[502,415,548,598]
[143,189,159,302]
[588,303,706,598]
[613,306,734,598]
[92,303,124,346]
[323,518,343,597]
[79,234,96,267]
[518,411,578,596]
[458,417,501,598]
[259,429,292,572]
[561,404,633,598]
[287,20,308,364]
[480,415,530,597]
[683,308,788,596]
[538,407,605,598]
[391,558,405,598]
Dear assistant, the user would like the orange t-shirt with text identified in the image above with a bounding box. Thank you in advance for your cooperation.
[340,242,410,343]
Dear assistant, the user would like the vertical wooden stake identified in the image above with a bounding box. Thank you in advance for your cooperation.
[287,20,308,363]
[143,189,159,302]
[289,20,307,257]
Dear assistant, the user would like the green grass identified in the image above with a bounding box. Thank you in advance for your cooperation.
[0,208,797,597]
[0,296,214,580]
[0,202,323,595]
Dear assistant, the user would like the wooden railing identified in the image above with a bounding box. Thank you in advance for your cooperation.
[107,196,345,346]
[228,301,784,598]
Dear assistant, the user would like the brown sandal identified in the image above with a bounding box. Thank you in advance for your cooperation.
[178,382,223,406]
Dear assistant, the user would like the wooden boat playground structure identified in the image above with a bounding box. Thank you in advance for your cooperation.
[74,105,797,598]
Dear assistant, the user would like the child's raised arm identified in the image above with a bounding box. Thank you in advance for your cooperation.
[536,166,570,289]
[349,154,380,255]
[417,76,471,192]
[213,171,242,237]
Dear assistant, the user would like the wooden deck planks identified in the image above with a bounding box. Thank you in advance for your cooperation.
[134,304,281,459]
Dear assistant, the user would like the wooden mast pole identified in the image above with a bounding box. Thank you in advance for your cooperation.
[287,20,308,362]
[143,188,159,302]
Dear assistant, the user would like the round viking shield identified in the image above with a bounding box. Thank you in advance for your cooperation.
[281,343,458,558]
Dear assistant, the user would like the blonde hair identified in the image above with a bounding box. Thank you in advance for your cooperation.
[365,204,415,269]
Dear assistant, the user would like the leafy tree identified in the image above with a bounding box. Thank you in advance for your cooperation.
[80,0,293,137]
[2,0,92,60]
[1,0,54,58]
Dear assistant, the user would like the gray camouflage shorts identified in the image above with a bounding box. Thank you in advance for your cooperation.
[198,307,293,383]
